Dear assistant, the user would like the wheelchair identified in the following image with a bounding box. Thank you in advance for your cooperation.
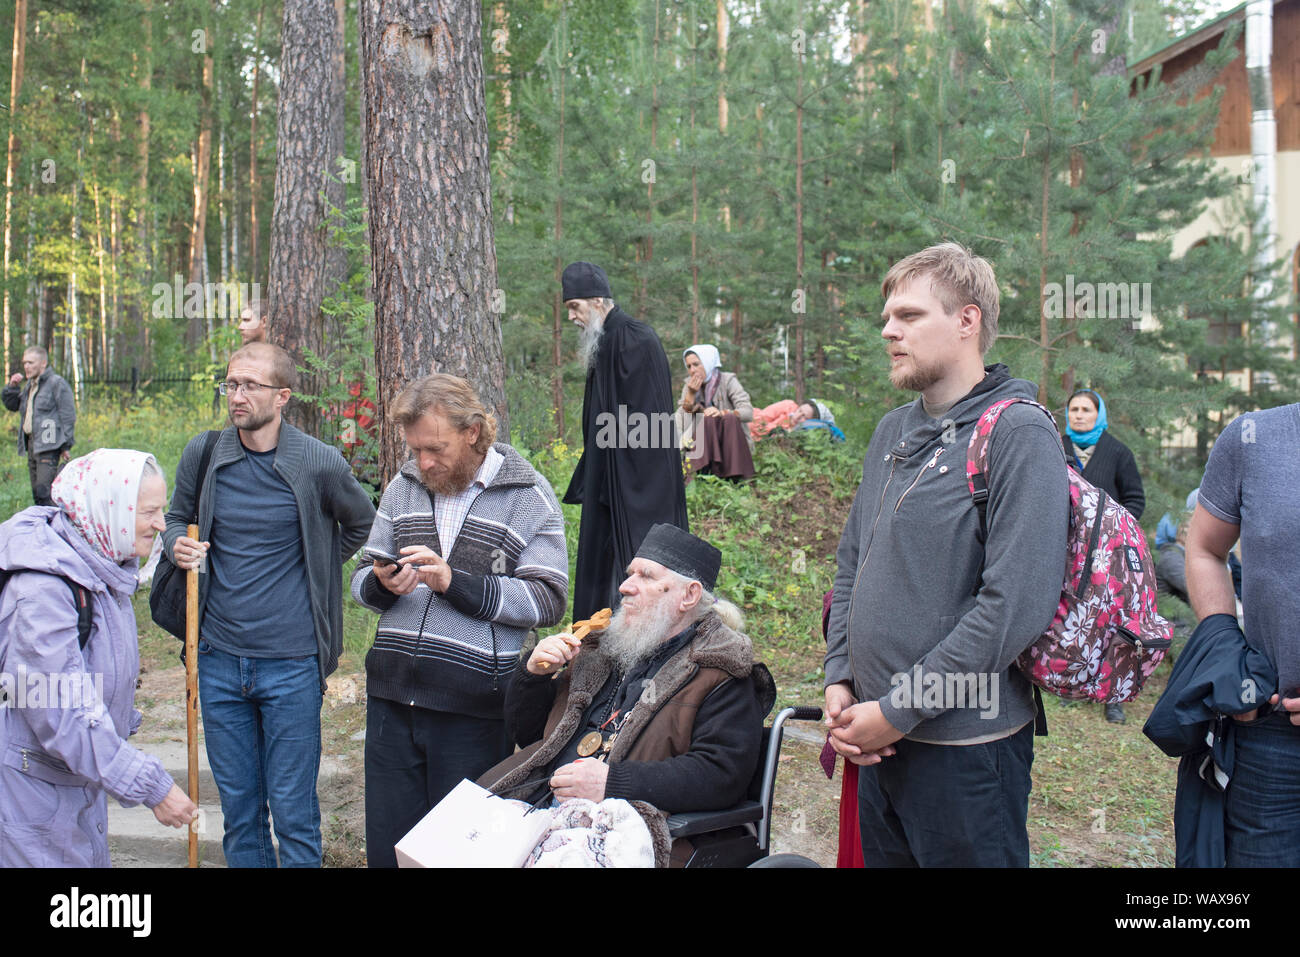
[668,705,825,867]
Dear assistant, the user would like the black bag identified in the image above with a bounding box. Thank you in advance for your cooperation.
[149,430,220,639]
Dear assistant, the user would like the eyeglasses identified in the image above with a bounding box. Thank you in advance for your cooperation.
[219,380,284,396]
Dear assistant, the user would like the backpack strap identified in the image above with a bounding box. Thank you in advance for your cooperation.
[965,398,1057,596]
[965,397,1058,539]
[67,578,93,650]
[190,429,222,525]
[965,397,1060,738]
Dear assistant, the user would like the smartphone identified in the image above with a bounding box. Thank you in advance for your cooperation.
[364,546,402,569]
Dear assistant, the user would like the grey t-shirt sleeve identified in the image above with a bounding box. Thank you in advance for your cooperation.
[1197,415,1244,526]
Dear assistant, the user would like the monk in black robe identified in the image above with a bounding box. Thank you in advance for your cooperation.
[560,262,689,620]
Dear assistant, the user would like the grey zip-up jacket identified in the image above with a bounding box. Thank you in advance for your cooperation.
[824,365,1069,743]
[163,422,376,692]
[1,367,76,456]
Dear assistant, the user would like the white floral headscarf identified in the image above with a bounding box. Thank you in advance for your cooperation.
[51,449,163,571]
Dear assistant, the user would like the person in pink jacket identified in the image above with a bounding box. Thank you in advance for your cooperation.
[0,448,196,867]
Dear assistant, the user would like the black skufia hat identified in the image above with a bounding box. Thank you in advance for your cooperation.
[561,261,612,301]
[635,524,721,592]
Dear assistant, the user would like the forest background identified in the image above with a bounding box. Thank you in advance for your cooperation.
[0,0,1294,511]
[0,0,1293,867]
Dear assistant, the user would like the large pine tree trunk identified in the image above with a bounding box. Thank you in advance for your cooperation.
[323,0,348,303]
[361,0,506,486]
[269,0,342,438]
[3,0,28,370]
[249,1,265,287]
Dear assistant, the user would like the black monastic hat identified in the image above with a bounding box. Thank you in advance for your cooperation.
[635,524,721,592]
[561,261,612,301]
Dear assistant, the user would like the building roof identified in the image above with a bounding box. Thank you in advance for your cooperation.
[1130,0,1290,77]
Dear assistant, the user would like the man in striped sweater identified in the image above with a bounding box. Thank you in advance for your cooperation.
[351,374,569,867]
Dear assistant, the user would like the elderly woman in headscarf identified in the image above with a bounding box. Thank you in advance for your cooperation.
[0,448,196,867]
[677,344,754,451]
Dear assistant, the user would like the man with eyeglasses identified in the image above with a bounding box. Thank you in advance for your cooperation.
[163,342,375,867]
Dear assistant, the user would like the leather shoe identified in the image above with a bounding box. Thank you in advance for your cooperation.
[1105,702,1126,724]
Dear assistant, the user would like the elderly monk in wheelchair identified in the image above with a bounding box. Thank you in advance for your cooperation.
[479,524,775,866]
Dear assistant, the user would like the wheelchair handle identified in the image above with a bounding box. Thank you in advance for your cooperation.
[757,705,824,851]
[787,706,824,722]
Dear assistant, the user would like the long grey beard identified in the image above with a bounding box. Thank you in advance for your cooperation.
[579,320,605,371]
[599,600,680,671]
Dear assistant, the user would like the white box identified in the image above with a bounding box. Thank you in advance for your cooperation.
[394,779,552,868]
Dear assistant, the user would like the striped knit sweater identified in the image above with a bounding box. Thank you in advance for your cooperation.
[351,443,569,719]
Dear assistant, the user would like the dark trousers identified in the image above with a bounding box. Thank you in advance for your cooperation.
[364,695,512,868]
[857,721,1035,867]
[28,451,62,506]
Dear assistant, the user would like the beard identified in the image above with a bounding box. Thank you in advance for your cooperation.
[578,311,606,371]
[229,403,276,432]
[889,353,945,393]
[598,597,680,671]
[421,448,481,496]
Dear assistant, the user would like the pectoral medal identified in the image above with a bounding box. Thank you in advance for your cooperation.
[577,731,604,757]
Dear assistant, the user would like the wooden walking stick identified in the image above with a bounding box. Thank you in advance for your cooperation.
[185,523,200,868]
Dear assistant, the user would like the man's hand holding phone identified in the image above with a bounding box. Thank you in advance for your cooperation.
[367,546,420,596]
[398,545,452,593]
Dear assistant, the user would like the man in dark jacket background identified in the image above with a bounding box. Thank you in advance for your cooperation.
[824,242,1069,867]
[561,261,688,621]
[2,346,76,505]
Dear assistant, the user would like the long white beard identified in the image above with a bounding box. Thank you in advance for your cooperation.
[599,599,681,671]
[579,317,605,371]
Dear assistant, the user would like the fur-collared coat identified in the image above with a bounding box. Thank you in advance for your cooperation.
[479,611,776,866]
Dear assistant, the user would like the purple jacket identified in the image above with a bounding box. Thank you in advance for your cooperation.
[0,507,174,867]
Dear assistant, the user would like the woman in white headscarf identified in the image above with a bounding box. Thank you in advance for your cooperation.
[677,344,755,454]
[0,448,197,867]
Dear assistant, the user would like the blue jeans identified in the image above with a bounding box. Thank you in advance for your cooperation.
[1225,709,1300,866]
[197,639,323,867]
[858,722,1035,867]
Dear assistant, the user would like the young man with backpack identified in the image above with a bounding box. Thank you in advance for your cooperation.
[824,242,1069,867]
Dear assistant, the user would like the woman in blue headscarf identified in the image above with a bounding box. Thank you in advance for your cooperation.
[1062,389,1145,520]
[1062,389,1147,725]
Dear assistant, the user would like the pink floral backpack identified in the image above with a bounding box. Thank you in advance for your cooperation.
[966,397,1172,708]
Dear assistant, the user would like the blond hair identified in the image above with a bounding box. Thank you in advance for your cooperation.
[390,374,498,455]
[881,242,1000,354]
[228,342,298,391]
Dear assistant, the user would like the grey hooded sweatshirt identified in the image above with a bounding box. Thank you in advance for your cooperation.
[825,365,1069,743]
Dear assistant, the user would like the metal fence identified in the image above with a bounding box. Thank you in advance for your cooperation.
[79,367,224,414]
